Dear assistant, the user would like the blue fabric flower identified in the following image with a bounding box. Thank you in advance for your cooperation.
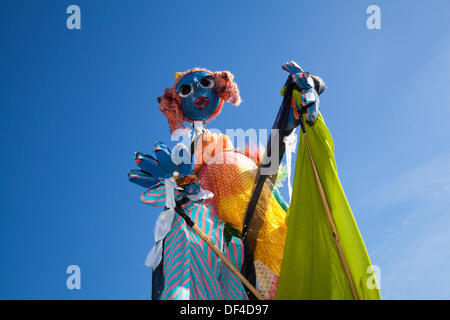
[129,141,204,204]
[129,141,192,186]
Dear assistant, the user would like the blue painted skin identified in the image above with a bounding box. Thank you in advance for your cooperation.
[176,71,221,121]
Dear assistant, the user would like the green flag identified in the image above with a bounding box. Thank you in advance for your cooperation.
[276,113,381,300]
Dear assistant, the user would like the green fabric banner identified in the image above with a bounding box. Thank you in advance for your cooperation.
[276,113,381,300]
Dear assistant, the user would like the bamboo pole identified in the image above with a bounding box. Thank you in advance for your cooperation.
[302,125,359,300]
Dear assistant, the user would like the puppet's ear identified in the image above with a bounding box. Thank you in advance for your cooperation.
[158,88,185,133]
[214,71,241,106]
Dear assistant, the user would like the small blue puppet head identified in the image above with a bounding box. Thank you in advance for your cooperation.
[175,71,221,122]
[158,68,241,133]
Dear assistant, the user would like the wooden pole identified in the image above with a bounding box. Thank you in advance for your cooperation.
[302,128,359,300]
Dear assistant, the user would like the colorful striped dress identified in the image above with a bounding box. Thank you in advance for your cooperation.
[142,185,247,300]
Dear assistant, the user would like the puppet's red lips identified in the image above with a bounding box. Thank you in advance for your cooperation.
[193,97,209,109]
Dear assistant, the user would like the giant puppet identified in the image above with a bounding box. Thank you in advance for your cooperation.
[129,62,381,300]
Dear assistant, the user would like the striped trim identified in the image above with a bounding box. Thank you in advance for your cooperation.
[159,201,247,300]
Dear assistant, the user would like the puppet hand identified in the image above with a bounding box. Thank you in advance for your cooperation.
[281,61,326,124]
[129,141,193,189]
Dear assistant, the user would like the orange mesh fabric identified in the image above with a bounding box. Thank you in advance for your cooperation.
[197,144,287,284]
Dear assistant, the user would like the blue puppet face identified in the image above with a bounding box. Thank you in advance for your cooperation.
[176,71,221,121]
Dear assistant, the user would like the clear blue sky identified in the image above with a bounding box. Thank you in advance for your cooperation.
[0,0,449,299]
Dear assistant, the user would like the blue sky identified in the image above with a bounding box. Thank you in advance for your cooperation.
[0,0,449,299]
